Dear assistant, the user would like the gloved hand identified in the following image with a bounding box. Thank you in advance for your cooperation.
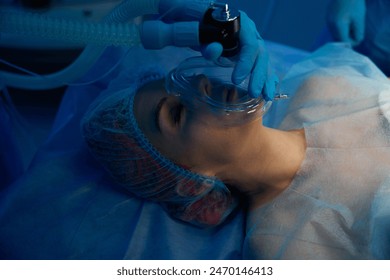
[201,11,277,100]
[327,0,366,46]
[156,0,277,100]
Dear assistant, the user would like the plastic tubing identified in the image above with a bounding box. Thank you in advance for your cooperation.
[0,0,160,90]
[0,11,141,47]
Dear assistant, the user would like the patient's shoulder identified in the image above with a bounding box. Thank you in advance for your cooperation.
[279,75,351,129]
[295,75,353,103]
[279,73,385,130]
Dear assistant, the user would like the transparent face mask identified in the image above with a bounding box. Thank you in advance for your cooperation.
[166,56,272,126]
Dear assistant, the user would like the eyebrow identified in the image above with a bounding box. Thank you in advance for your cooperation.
[155,97,167,133]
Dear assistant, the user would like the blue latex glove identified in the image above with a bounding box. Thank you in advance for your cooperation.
[157,0,277,100]
[201,11,277,100]
[327,0,366,46]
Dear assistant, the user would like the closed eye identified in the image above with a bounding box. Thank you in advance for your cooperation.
[155,97,167,132]
[155,97,185,133]
[170,103,184,125]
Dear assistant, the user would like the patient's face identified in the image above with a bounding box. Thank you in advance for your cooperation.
[134,77,262,177]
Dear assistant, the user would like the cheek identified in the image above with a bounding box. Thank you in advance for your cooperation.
[180,122,242,166]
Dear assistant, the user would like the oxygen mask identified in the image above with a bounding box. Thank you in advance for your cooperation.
[166,56,272,126]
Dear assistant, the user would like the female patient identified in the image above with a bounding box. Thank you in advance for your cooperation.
[82,43,390,259]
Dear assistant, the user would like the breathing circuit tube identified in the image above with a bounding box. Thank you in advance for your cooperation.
[0,0,160,90]
[0,11,141,47]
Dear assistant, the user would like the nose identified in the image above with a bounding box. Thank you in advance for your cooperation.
[190,74,212,97]
[191,74,238,104]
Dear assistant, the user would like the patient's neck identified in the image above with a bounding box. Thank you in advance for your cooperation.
[226,126,306,210]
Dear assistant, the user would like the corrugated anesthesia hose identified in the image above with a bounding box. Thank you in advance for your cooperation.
[0,11,141,47]
[0,0,160,90]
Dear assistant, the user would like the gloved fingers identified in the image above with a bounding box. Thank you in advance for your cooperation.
[327,0,366,45]
[247,46,269,99]
[231,11,261,85]
[333,17,364,46]
[263,72,279,102]
[350,17,365,46]
[200,42,223,61]
[232,41,260,85]
[333,18,352,43]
